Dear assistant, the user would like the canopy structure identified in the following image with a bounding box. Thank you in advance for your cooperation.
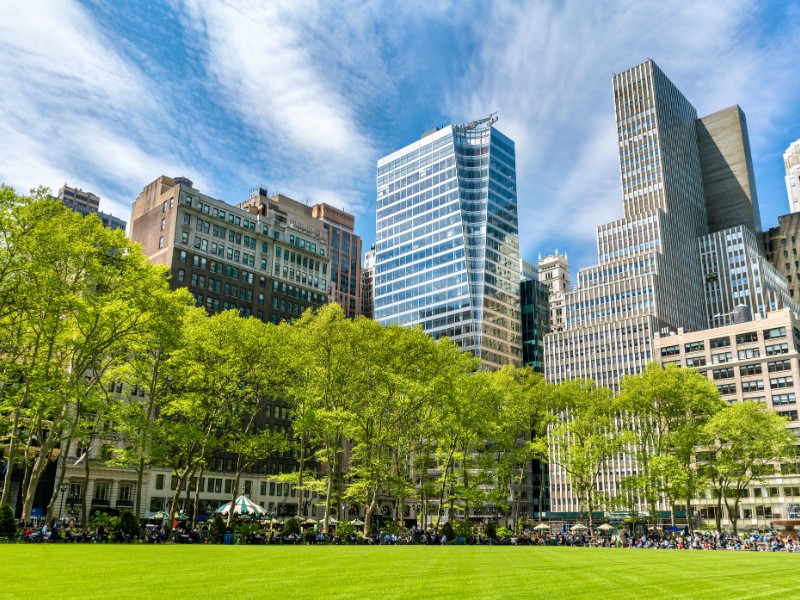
[570,524,589,532]
[532,523,550,531]
[151,510,189,520]
[215,495,267,519]
[350,518,365,526]
[320,517,338,525]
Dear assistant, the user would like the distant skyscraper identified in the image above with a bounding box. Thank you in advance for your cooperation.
[545,60,709,394]
[361,246,375,319]
[311,203,362,317]
[785,139,800,213]
[520,260,549,372]
[537,252,570,332]
[374,115,521,369]
[696,106,762,235]
[57,184,127,231]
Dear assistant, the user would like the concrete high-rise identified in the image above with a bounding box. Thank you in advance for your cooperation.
[696,106,762,235]
[538,252,570,332]
[764,213,800,302]
[545,60,709,395]
[785,139,800,213]
[542,59,795,515]
[58,184,127,231]
[129,177,329,324]
[374,115,521,369]
[311,204,362,317]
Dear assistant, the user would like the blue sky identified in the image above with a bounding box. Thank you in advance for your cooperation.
[2,0,799,273]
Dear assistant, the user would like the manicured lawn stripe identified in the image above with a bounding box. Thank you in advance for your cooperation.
[1,546,798,599]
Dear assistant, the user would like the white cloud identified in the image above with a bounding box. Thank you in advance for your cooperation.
[179,0,392,215]
[448,0,800,271]
[0,0,195,220]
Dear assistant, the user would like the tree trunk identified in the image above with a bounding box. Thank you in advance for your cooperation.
[45,437,72,524]
[538,461,546,521]
[168,463,192,531]
[686,493,694,537]
[0,403,23,506]
[714,487,723,534]
[135,455,145,519]
[226,459,244,529]
[80,437,93,525]
[191,464,204,530]
[363,488,378,536]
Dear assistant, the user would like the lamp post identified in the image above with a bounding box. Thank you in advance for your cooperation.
[59,483,68,521]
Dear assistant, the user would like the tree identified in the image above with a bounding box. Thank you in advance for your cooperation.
[550,379,621,536]
[617,363,725,528]
[492,366,555,530]
[702,400,796,535]
[0,188,176,520]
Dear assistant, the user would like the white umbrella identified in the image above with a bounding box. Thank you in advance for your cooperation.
[597,523,613,532]
[571,524,589,532]
[351,518,365,526]
[533,523,550,531]
[215,495,267,518]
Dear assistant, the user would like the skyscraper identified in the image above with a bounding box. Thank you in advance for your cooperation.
[129,177,329,324]
[545,60,709,394]
[374,115,521,369]
[785,138,800,213]
[58,184,127,231]
[311,203,362,318]
[361,246,376,319]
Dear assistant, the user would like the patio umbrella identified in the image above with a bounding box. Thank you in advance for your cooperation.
[533,523,550,531]
[351,518,365,526]
[597,523,613,532]
[151,511,169,520]
[215,495,268,519]
[303,518,318,525]
[321,517,338,525]
[570,524,589,532]
[666,525,681,532]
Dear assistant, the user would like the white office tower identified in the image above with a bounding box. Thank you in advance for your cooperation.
[374,116,522,369]
[538,251,570,332]
[786,139,800,214]
[699,226,799,328]
[544,60,712,514]
[545,60,709,391]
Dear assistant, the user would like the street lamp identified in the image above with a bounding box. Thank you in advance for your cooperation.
[59,483,68,522]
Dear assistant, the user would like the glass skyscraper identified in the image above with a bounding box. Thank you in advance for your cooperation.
[374,116,521,369]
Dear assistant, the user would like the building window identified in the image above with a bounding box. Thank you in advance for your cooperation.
[177,268,185,282]
[161,218,166,231]
[158,236,164,249]
[94,482,110,501]
[155,474,164,490]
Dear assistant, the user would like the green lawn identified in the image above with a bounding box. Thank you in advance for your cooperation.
[1,545,797,599]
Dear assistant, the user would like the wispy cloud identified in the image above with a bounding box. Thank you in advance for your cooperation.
[0,0,197,220]
[179,0,393,214]
[448,0,800,271]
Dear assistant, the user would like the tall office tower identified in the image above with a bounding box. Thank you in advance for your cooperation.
[785,139,800,213]
[361,246,376,319]
[696,106,762,235]
[311,204,362,317]
[374,115,522,369]
[538,251,570,332]
[545,60,709,394]
[129,177,329,323]
[544,60,712,514]
[700,225,798,328]
[764,213,800,301]
[57,184,127,231]
[520,260,550,372]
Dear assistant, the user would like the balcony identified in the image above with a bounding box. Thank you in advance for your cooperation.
[116,500,134,509]
[91,499,110,508]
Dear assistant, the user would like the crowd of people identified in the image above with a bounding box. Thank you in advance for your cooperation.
[10,519,800,551]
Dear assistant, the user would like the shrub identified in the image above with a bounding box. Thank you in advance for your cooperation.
[282,517,301,536]
[441,521,455,541]
[118,512,140,539]
[0,504,16,536]
[209,513,227,538]
[496,526,513,540]
[484,522,497,540]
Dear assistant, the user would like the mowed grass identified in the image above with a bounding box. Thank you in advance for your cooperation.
[1,545,798,599]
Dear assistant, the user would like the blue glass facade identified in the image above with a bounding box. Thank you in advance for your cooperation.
[375,118,521,368]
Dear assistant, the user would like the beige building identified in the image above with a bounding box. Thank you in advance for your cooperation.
[653,309,800,527]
